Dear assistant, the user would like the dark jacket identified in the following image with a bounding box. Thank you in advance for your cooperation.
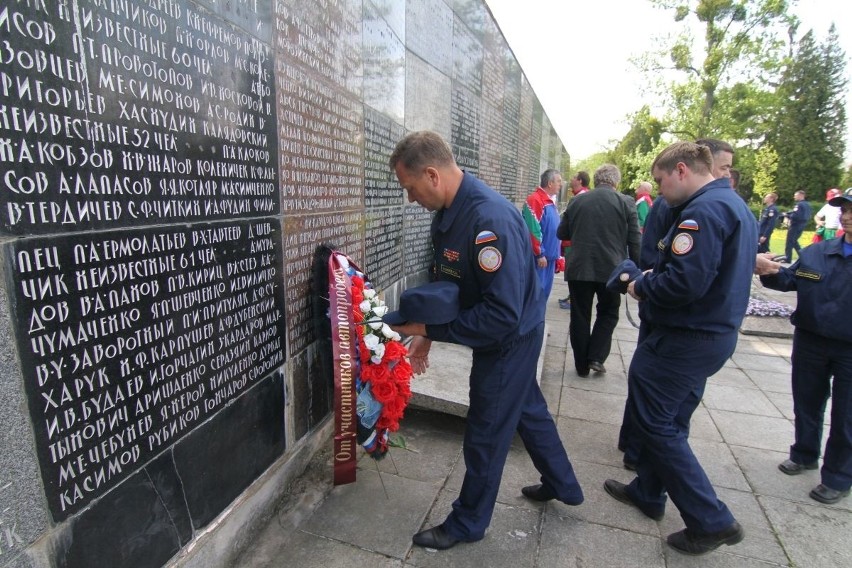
[557,185,641,282]
[760,237,852,342]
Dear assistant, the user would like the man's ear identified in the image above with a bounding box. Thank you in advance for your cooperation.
[425,166,440,186]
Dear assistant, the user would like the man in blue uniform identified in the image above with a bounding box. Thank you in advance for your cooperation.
[756,192,852,504]
[617,138,737,470]
[758,192,780,253]
[604,142,756,555]
[387,131,583,550]
[784,190,812,262]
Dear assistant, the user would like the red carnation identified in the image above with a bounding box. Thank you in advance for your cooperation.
[371,377,396,403]
[384,341,407,360]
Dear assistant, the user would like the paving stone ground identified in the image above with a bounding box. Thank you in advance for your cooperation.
[235,276,851,568]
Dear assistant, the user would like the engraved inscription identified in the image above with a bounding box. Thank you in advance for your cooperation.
[0,1,278,235]
[284,212,363,354]
[6,220,286,520]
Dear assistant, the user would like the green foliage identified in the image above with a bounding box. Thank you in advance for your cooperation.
[575,152,611,181]
[840,164,852,190]
[771,26,848,201]
[646,0,793,143]
[609,107,667,188]
[751,144,779,204]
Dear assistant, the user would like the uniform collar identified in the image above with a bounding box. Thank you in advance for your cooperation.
[674,177,730,212]
[437,171,472,232]
[826,235,848,257]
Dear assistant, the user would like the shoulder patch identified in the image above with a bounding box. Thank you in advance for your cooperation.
[671,233,694,255]
[475,230,498,244]
[677,219,700,231]
[477,246,502,272]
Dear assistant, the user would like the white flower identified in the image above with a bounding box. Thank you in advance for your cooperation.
[336,255,350,269]
[371,355,383,364]
[380,324,395,338]
[363,334,380,350]
[390,331,402,341]
[368,320,383,330]
[371,305,388,317]
[373,343,386,358]
[363,289,376,300]
[360,300,372,313]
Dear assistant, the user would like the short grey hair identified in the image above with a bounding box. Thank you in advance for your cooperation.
[594,164,621,188]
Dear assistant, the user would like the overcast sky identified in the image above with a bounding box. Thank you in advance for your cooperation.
[485,0,852,162]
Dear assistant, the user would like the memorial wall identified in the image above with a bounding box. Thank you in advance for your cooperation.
[0,1,567,566]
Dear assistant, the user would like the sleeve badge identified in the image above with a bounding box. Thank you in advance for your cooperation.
[671,233,694,255]
[677,219,700,231]
[475,230,498,244]
[477,246,502,272]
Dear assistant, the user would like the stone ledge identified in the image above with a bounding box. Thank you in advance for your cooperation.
[409,325,548,417]
[740,315,793,339]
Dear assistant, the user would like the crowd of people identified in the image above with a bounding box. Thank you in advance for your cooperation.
[384,130,851,557]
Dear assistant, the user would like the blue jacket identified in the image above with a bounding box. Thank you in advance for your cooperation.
[758,204,779,240]
[787,200,811,230]
[634,178,758,333]
[760,237,852,342]
[426,172,544,349]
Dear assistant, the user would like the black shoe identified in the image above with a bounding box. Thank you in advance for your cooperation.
[521,483,556,502]
[778,459,818,475]
[623,459,637,471]
[589,361,606,373]
[576,366,590,378]
[809,483,850,504]
[412,525,460,550]
[666,522,744,555]
[522,483,584,505]
[603,479,664,521]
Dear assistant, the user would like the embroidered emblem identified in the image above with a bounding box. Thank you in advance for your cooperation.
[671,233,694,255]
[475,230,498,244]
[794,269,822,281]
[443,248,460,262]
[678,219,700,231]
[478,246,502,272]
[440,264,462,278]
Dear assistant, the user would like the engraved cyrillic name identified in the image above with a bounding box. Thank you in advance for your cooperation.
[0,1,278,235]
[284,212,363,354]
[7,220,286,520]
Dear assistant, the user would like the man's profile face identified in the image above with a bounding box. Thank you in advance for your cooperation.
[711,151,734,180]
[395,164,443,211]
[652,165,687,206]
[547,175,563,195]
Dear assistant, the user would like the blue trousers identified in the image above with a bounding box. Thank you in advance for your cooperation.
[535,260,556,299]
[789,329,852,492]
[626,328,737,533]
[442,323,583,541]
[785,226,805,261]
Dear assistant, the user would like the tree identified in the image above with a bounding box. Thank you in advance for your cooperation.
[642,0,794,142]
[751,144,779,203]
[771,26,848,202]
[609,106,666,190]
[840,163,852,190]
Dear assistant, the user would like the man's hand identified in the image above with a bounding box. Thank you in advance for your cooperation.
[406,336,432,375]
[537,256,547,268]
[759,236,767,244]
[754,253,781,276]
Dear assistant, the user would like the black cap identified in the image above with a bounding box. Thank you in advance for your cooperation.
[606,259,643,294]
[829,195,852,207]
[383,281,460,325]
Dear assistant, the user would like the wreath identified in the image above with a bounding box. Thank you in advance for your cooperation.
[313,245,413,484]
